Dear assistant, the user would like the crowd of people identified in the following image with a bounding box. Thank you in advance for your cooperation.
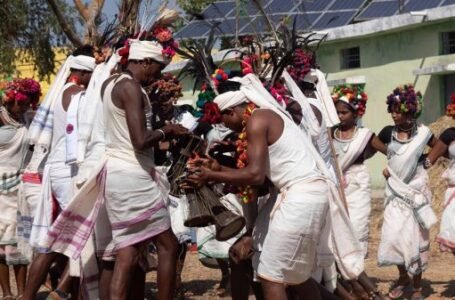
[0,8,454,300]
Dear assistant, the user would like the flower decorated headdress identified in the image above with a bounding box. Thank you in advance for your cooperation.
[150,73,183,104]
[386,84,423,119]
[446,92,455,117]
[287,48,315,84]
[116,4,180,67]
[332,85,368,117]
[1,78,41,110]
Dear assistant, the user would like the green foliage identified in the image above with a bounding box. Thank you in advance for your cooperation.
[0,0,78,80]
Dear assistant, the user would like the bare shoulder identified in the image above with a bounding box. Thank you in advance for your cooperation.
[248,109,280,131]
[63,84,84,97]
[112,77,141,98]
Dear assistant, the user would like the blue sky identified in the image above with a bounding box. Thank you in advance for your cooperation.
[66,0,181,23]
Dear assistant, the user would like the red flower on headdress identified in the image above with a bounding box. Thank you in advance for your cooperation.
[200,102,222,124]
[153,26,173,43]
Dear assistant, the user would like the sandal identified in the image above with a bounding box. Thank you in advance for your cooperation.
[388,275,411,299]
[2,296,15,300]
[411,288,424,300]
[15,295,23,300]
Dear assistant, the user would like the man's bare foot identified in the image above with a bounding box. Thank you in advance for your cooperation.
[388,275,411,299]
[216,274,231,296]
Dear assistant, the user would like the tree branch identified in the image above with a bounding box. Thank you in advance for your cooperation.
[83,0,105,44]
[73,0,89,21]
[46,0,83,47]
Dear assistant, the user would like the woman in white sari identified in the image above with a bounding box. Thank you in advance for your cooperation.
[331,86,386,258]
[0,78,40,300]
[426,96,455,254]
[378,85,437,300]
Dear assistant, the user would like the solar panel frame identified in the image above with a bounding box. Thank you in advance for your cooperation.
[355,0,399,20]
[404,0,445,12]
[201,1,236,20]
[295,0,334,12]
[313,10,358,29]
[329,0,369,10]
[175,21,212,39]
[265,0,299,14]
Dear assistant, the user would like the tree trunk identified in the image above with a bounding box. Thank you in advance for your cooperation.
[46,0,83,47]
[82,0,105,45]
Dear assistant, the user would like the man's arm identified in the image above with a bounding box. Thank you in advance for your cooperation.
[117,80,187,151]
[189,112,269,186]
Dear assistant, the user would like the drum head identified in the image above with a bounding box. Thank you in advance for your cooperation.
[184,215,213,228]
[215,217,245,241]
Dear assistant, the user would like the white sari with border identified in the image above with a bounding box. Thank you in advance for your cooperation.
[334,127,373,257]
[378,124,432,275]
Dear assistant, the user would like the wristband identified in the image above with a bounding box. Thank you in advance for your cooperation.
[156,129,166,141]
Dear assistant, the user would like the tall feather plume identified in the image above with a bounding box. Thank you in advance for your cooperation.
[176,25,218,95]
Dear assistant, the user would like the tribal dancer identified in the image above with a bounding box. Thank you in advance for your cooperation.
[22,46,96,300]
[331,85,386,257]
[186,73,349,300]
[284,49,382,299]
[0,78,41,300]
[97,38,187,299]
[378,85,438,300]
[426,92,455,254]
[149,73,195,298]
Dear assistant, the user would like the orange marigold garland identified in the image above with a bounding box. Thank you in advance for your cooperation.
[236,102,257,203]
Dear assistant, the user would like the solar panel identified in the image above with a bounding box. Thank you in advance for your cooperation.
[442,0,455,4]
[356,1,399,20]
[175,21,211,38]
[266,0,298,14]
[216,17,250,35]
[202,1,236,19]
[329,0,369,10]
[294,12,321,30]
[404,0,444,12]
[295,0,333,12]
[313,10,357,29]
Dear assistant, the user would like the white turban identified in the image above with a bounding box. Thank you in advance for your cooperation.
[303,68,340,127]
[69,55,96,72]
[213,74,292,121]
[213,91,248,111]
[128,39,170,65]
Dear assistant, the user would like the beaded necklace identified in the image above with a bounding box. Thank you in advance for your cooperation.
[236,102,257,203]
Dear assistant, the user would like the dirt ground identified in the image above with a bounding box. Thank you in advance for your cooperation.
[141,195,455,300]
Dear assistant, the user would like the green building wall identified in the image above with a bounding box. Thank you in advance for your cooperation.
[318,20,455,188]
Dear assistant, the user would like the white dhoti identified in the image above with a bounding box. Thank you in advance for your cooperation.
[103,157,171,256]
[344,164,371,257]
[257,180,329,285]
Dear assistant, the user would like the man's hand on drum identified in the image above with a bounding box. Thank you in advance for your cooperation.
[161,123,189,139]
[229,235,254,264]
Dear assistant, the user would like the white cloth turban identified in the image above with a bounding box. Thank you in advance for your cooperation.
[69,55,96,72]
[304,68,340,127]
[128,39,170,65]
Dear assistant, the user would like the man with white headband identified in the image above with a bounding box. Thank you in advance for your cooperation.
[186,73,333,300]
[94,39,187,299]
[23,45,97,300]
